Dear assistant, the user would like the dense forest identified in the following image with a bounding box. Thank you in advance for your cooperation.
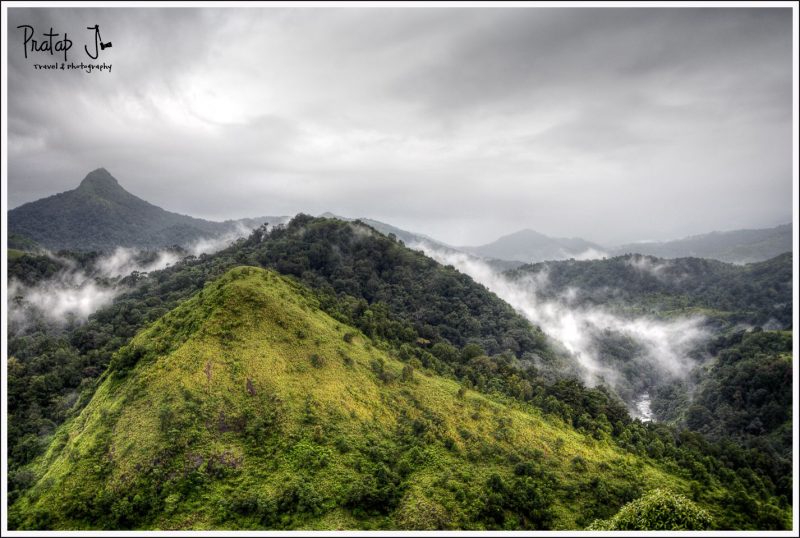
[7,266,793,529]
[506,253,793,329]
[652,330,793,495]
[6,215,794,529]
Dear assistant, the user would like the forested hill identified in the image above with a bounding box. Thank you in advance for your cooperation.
[506,253,793,328]
[113,214,556,361]
[8,267,789,530]
[7,168,285,251]
[8,215,561,498]
[7,217,794,530]
[655,330,792,454]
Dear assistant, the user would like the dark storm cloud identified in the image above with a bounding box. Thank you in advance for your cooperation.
[6,7,793,245]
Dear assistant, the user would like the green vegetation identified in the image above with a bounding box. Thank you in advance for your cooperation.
[7,215,793,530]
[507,252,792,328]
[689,330,792,442]
[7,250,100,286]
[6,214,557,481]
[245,214,552,358]
[504,251,793,418]
[9,267,792,530]
[8,232,42,253]
[587,489,712,530]
[652,329,793,499]
[7,215,559,506]
[6,267,784,530]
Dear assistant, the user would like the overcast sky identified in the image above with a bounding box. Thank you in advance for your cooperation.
[6,7,794,245]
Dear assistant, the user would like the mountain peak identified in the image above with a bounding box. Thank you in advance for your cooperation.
[77,168,123,194]
[9,167,266,251]
[462,227,604,263]
[319,211,343,219]
[506,228,549,239]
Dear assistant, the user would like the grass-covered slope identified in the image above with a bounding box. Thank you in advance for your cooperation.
[5,215,561,497]
[11,266,736,530]
[8,248,27,260]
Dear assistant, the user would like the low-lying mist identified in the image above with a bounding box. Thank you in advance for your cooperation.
[8,270,118,326]
[8,249,172,333]
[185,222,256,256]
[96,248,181,278]
[412,242,709,419]
[8,224,264,333]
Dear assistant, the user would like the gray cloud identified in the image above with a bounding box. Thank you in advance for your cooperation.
[6,7,793,245]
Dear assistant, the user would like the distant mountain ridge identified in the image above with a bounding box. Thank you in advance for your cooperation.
[460,229,606,264]
[456,224,792,265]
[317,216,792,268]
[9,168,791,264]
[611,224,792,263]
[8,168,286,251]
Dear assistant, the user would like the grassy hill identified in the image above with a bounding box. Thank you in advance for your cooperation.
[9,266,768,530]
[6,215,564,503]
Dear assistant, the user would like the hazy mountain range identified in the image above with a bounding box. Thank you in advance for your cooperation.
[610,224,792,264]
[9,169,791,265]
[457,226,792,265]
[8,168,287,252]
[459,229,607,264]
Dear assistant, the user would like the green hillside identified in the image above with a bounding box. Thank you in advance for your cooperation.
[654,330,793,470]
[8,233,42,253]
[6,215,565,502]
[10,266,770,530]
